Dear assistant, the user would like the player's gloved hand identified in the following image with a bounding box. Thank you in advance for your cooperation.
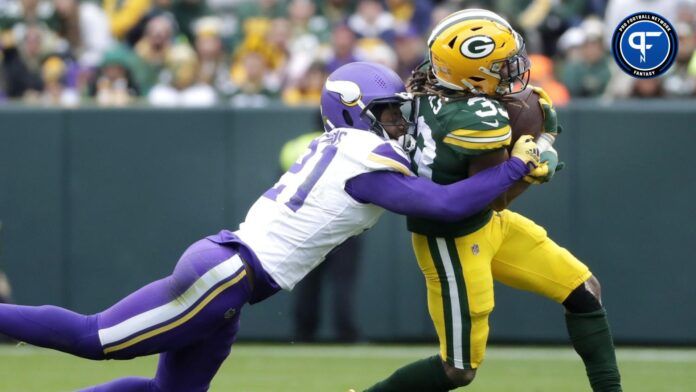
[530,85,561,135]
[524,161,550,184]
[524,150,564,184]
[510,135,542,168]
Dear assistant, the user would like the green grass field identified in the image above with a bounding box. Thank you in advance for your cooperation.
[0,344,693,391]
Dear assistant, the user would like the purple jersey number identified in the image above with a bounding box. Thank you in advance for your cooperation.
[285,144,337,212]
[263,136,340,212]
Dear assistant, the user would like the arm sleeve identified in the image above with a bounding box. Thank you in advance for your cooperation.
[345,158,530,221]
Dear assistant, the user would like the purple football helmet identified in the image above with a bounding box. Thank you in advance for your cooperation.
[320,62,416,151]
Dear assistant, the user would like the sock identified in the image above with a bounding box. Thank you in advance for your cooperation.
[79,377,155,392]
[0,304,103,359]
[566,309,622,392]
[364,355,455,392]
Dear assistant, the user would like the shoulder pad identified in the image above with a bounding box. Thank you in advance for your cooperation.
[366,141,413,176]
[438,97,512,154]
[337,129,413,176]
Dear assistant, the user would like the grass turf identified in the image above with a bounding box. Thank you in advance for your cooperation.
[0,344,693,391]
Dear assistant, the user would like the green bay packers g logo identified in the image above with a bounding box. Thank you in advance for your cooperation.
[460,35,495,59]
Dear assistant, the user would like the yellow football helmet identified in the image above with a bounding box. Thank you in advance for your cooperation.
[427,9,530,96]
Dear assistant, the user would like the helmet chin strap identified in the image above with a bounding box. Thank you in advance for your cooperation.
[364,103,416,152]
[433,72,465,91]
[459,78,478,93]
[398,134,417,153]
[364,108,383,136]
[325,118,336,130]
[379,127,391,140]
[479,66,502,80]
[374,121,415,153]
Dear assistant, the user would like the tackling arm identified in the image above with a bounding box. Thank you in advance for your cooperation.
[468,148,530,211]
[345,157,530,222]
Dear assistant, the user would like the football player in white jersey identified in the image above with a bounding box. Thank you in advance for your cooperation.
[0,62,543,391]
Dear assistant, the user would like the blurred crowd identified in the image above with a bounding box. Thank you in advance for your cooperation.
[1,0,695,108]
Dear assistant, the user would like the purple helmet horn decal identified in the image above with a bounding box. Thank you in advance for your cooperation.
[325,79,363,107]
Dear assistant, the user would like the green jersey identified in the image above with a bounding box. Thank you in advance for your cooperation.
[407,94,512,237]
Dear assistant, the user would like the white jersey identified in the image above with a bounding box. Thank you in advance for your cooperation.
[235,128,413,290]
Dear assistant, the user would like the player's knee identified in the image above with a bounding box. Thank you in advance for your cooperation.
[443,361,477,387]
[563,275,603,313]
[37,309,106,360]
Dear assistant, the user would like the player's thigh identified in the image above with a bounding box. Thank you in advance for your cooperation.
[154,314,241,392]
[412,227,499,369]
[97,239,251,359]
[492,210,592,303]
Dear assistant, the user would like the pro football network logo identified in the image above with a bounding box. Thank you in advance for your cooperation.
[612,12,678,78]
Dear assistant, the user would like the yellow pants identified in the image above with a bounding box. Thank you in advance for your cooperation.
[414,210,592,369]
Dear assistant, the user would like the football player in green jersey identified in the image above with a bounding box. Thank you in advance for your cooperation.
[363,9,622,392]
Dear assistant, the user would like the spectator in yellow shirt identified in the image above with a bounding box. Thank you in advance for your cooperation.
[103,0,152,40]
[282,61,327,106]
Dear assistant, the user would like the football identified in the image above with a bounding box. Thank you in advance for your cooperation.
[504,87,544,151]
